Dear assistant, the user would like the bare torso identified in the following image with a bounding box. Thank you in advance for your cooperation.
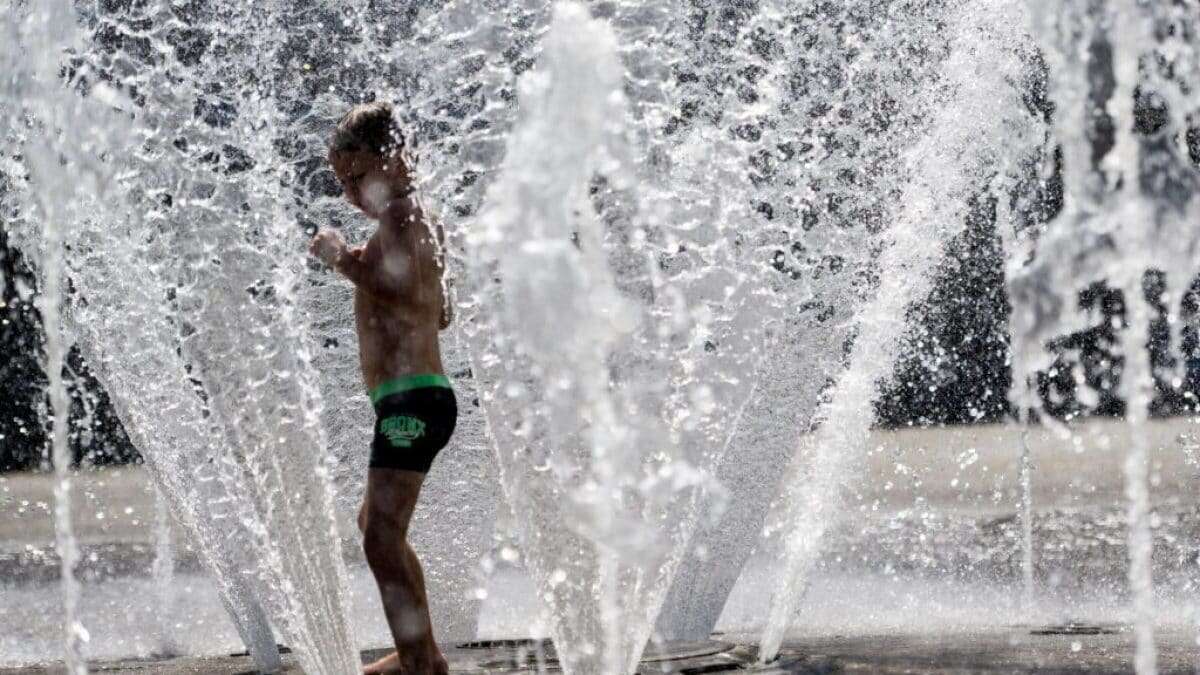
[350,201,447,392]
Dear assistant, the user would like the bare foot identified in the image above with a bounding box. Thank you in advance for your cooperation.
[361,649,448,675]
[362,651,399,675]
[431,650,449,675]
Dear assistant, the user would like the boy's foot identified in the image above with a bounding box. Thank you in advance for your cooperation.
[361,649,449,675]
[362,651,399,674]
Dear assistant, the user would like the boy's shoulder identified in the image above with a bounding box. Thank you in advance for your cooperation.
[383,195,442,231]
[379,196,419,232]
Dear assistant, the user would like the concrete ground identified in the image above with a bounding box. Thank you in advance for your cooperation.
[1,640,771,674]
[0,466,167,583]
[771,624,1200,673]
[5,629,1199,673]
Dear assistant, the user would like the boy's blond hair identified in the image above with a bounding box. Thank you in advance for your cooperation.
[330,102,405,157]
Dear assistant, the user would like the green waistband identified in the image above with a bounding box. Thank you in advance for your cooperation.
[370,373,452,405]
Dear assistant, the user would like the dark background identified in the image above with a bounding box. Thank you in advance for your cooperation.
[0,226,137,471]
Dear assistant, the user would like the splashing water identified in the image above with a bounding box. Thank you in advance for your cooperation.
[3,1,127,671]
[3,0,359,671]
[150,489,180,657]
[463,6,644,670]
[1008,3,1200,673]
[5,0,1199,674]
[657,0,987,640]
[454,5,747,671]
[759,0,1045,661]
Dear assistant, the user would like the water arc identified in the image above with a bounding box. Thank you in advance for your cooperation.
[4,1,1199,674]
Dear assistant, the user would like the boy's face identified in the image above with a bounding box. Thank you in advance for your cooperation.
[329,149,409,219]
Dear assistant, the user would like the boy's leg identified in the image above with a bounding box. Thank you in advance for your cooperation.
[361,468,448,675]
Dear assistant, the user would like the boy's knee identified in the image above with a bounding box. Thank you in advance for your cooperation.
[361,511,407,566]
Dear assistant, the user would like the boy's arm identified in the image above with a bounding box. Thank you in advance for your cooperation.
[309,229,396,296]
[333,249,391,296]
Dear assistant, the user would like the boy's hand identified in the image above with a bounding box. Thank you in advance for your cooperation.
[309,229,348,268]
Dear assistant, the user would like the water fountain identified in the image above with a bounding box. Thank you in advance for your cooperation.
[758,1,1047,659]
[4,1,360,672]
[1005,3,1200,672]
[3,0,1200,674]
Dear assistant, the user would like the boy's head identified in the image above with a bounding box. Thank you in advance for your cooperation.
[328,102,411,219]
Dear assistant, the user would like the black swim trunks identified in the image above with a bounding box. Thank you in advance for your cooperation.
[369,374,457,473]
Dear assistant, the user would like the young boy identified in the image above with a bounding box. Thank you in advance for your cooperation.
[309,102,455,675]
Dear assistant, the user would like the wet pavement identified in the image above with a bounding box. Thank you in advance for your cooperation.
[772,625,1199,673]
[3,640,750,674]
[5,628,1199,673]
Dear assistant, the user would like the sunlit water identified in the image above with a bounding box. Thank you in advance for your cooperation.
[3,0,1199,674]
[1006,3,1200,672]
